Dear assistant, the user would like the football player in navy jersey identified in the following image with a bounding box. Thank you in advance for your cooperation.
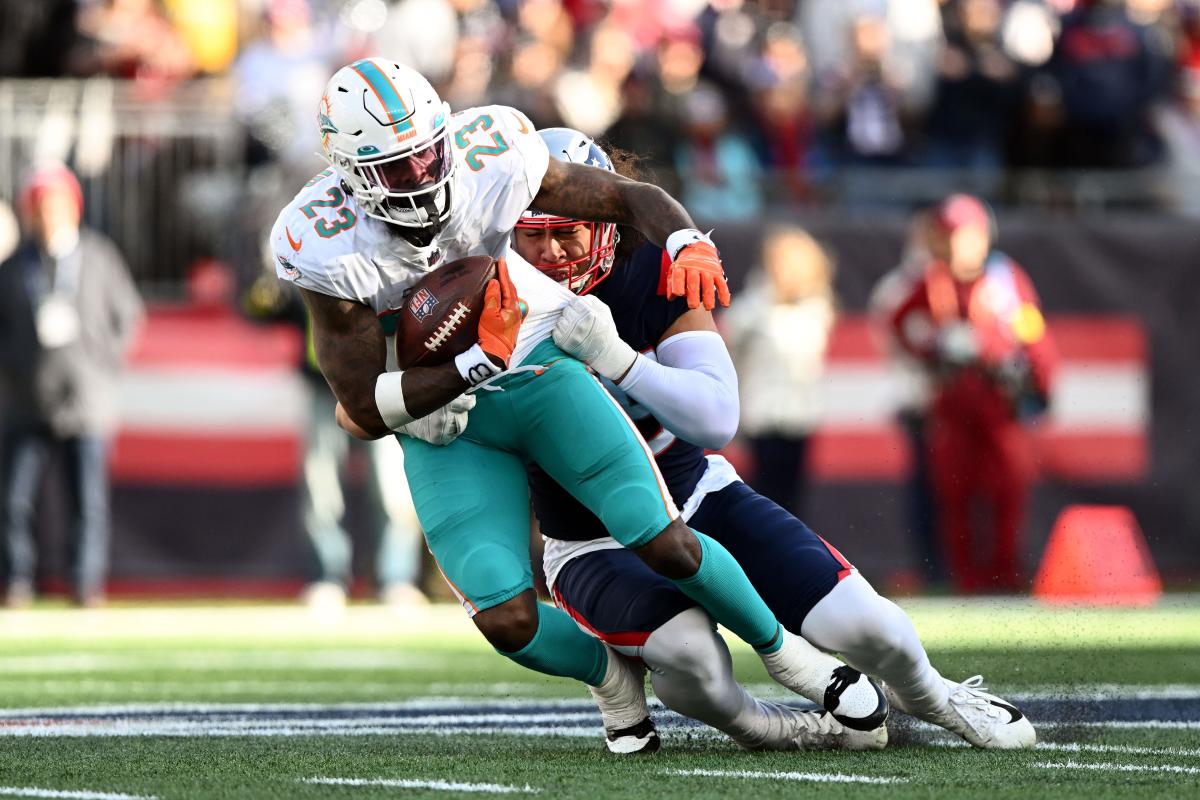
[508,128,1037,754]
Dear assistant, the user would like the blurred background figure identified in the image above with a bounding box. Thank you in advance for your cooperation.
[870,208,943,588]
[242,271,427,616]
[675,83,763,222]
[885,194,1056,593]
[814,13,908,166]
[0,163,143,608]
[1043,0,1171,168]
[923,0,1019,171]
[69,0,196,86]
[723,226,836,518]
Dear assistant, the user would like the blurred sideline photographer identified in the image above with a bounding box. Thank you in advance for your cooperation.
[886,194,1056,593]
[723,227,836,518]
[242,272,427,613]
[0,163,143,608]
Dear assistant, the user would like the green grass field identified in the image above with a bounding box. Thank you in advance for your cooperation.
[1,596,1198,799]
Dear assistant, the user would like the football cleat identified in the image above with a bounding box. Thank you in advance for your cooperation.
[604,716,661,755]
[759,628,889,731]
[886,675,1036,749]
[590,647,659,754]
[745,706,888,752]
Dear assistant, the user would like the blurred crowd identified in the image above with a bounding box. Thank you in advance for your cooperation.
[6,0,1200,215]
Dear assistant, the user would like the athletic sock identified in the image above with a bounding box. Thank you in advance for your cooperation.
[498,602,608,686]
[672,530,783,653]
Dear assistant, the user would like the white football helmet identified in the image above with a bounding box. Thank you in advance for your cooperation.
[515,127,618,294]
[318,57,454,238]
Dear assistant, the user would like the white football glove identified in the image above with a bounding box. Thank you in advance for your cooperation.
[552,294,638,382]
[397,393,476,446]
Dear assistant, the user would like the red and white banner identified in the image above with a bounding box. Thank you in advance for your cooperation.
[809,315,1148,482]
[111,310,1148,486]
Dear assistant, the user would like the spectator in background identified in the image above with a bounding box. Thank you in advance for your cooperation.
[723,227,836,517]
[554,19,636,137]
[242,272,427,615]
[814,14,908,165]
[1044,0,1171,167]
[923,0,1020,171]
[0,163,143,608]
[674,84,764,222]
[69,0,194,85]
[746,23,815,200]
[234,0,332,174]
[886,195,1056,593]
[870,209,943,587]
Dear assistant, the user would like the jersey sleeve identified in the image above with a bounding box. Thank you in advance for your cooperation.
[452,105,550,232]
[269,201,380,304]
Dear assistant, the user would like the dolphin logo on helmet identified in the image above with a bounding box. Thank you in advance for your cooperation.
[318,57,455,245]
[514,127,619,295]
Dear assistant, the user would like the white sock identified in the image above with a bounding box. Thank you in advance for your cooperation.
[800,573,949,715]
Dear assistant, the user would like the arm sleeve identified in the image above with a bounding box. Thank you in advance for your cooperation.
[616,330,740,450]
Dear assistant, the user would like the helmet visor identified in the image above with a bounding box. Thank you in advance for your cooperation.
[360,133,452,194]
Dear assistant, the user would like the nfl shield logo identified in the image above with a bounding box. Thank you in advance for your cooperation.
[409,287,438,321]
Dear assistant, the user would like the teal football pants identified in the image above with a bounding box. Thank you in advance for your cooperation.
[400,339,782,687]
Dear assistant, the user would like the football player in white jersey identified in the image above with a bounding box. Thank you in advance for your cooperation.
[271,57,889,751]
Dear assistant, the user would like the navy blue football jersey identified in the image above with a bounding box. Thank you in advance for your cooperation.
[529,243,710,542]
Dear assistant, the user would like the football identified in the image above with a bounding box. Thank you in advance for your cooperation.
[393,255,497,369]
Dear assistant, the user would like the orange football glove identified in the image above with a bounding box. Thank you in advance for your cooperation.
[477,257,525,367]
[667,241,732,311]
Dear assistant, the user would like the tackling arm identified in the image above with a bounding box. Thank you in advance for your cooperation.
[552,301,739,449]
[532,160,730,309]
[532,159,693,248]
[299,288,469,439]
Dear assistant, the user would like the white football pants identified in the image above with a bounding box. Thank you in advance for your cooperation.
[641,572,949,746]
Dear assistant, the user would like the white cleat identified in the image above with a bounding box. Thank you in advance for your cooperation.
[589,647,660,754]
[886,675,1036,749]
[759,628,889,731]
[743,705,888,752]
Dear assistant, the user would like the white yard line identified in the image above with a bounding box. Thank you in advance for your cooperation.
[930,740,1200,759]
[0,697,596,718]
[0,789,156,800]
[1036,760,1200,775]
[303,777,538,794]
[663,769,907,785]
[1038,721,1200,730]
[1037,742,1200,759]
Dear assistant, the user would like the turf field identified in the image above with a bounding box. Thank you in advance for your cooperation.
[1,597,1198,799]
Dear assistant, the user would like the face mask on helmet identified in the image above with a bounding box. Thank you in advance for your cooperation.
[514,213,618,295]
[338,128,454,229]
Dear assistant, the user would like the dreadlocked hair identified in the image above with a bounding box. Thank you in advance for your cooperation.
[597,141,648,262]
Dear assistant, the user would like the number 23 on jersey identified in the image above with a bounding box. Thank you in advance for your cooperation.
[454,114,511,171]
[300,184,357,238]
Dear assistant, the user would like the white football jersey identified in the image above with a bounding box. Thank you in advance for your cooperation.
[271,104,571,367]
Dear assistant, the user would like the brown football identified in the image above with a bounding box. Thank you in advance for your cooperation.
[393,255,497,369]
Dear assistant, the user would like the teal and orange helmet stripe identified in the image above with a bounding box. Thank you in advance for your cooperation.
[349,59,417,143]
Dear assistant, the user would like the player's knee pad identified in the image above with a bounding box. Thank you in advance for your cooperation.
[644,608,726,688]
[807,575,916,660]
[594,482,673,549]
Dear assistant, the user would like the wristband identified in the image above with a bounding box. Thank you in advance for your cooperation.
[375,371,414,430]
[455,343,502,387]
[665,228,715,261]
